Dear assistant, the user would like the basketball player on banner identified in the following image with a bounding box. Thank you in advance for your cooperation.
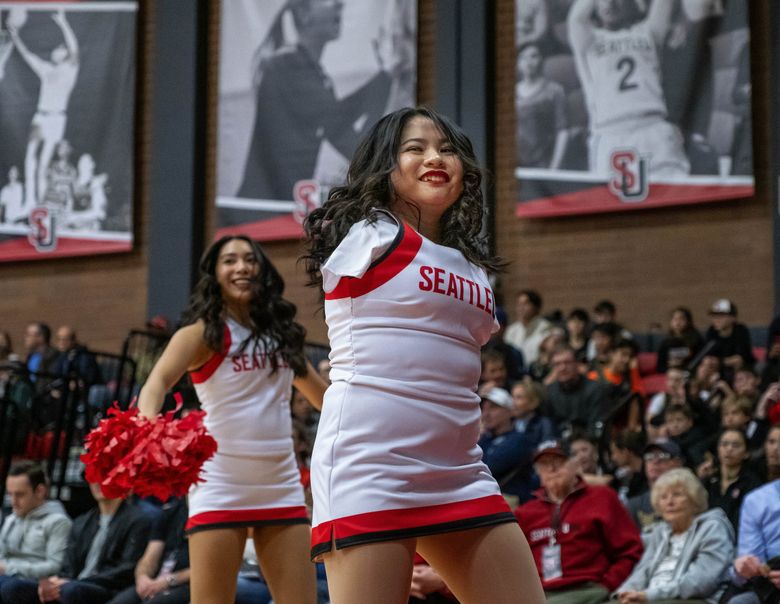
[567,0,690,182]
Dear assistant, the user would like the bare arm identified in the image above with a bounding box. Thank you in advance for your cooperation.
[645,0,676,46]
[137,322,213,419]
[549,130,570,170]
[53,10,79,63]
[567,0,597,57]
[8,27,46,76]
[292,361,328,411]
[134,540,164,580]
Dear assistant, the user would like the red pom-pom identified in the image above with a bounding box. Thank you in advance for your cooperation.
[81,404,217,501]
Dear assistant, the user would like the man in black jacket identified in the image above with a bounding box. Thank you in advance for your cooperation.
[0,482,151,604]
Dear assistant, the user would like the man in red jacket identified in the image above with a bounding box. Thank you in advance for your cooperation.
[515,439,643,604]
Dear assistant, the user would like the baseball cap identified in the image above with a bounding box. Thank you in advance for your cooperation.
[482,387,513,410]
[643,438,683,460]
[709,299,737,316]
[533,439,571,462]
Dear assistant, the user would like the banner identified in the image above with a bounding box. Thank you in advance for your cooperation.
[0,1,136,261]
[514,0,753,218]
[215,0,417,241]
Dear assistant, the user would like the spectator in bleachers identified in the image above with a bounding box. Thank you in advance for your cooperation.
[478,387,535,502]
[483,306,526,381]
[705,299,755,381]
[586,300,632,362]
[516,440,643,603]
[610,430,648,503]
[570,430,612,487]
[0,481,150,604]
[664,403,712,468]
[479,348,511,391]
[587,338,644,432]
[627,439,685,532]
[565,308,590,365]
[527,327,566,385]
[761,314,780,388]
[543,346,613,438]
[106,497,190,604]
[587,322,619,371]
[645,368,688,440]
[0,461,72,593]
[23,321,59,380]
[697,428,762,534]
[754,423,780,484]
[508,379,557,504]
[721,472,780,604]
[655,306,703,374]
[720,394,768,457]
[615,468,735,604]
[51,325,101,387]
[734,368,762,405]
[504,289,553,367]
[687,357,731,437]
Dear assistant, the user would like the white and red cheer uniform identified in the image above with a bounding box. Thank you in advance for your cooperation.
[185,318,308,533]
[310,210,514,558]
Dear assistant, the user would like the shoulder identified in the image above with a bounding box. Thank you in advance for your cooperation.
[743,480,778,506]
[321,210,403,289]
[170,321,209,348]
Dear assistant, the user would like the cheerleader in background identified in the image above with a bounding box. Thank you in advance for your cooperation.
[138,235,327,604]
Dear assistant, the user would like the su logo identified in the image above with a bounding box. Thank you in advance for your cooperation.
[28,207,57,252]
[608,149,648,203]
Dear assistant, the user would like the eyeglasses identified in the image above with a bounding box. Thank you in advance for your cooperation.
[643,452,673,462]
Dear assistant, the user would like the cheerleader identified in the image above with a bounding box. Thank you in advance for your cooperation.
[138,235,327,604]
[303,107,544,603]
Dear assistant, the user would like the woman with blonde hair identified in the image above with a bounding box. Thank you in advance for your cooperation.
[616,467,734,604]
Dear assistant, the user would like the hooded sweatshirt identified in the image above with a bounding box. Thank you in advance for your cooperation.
[615,507,735,604]
[0,500,72,579]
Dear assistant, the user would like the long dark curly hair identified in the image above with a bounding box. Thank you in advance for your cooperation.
[182,235,307,376]
[302,106,500,289]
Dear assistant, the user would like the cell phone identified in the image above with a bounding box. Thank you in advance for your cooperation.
[767,555,780,570]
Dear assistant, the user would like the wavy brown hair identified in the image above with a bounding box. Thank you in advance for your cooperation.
[182,235,307,376]
[302,106,500,289]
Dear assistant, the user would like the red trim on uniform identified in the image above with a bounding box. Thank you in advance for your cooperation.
[311,494,511,548]
[186,505,309,530]
[324,225,423,300]
[189,326,231,384]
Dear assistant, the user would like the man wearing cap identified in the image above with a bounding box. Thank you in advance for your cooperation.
[515,440,642,604]
[626,439,684,533]
[478,387,537,503]
[705,299,754,379]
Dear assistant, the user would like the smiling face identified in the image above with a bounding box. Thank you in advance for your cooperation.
[390,116,464,227]
[215,238,260,308]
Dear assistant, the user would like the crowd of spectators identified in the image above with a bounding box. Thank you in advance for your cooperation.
[471,290,780,604]
[3,290,780,603]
